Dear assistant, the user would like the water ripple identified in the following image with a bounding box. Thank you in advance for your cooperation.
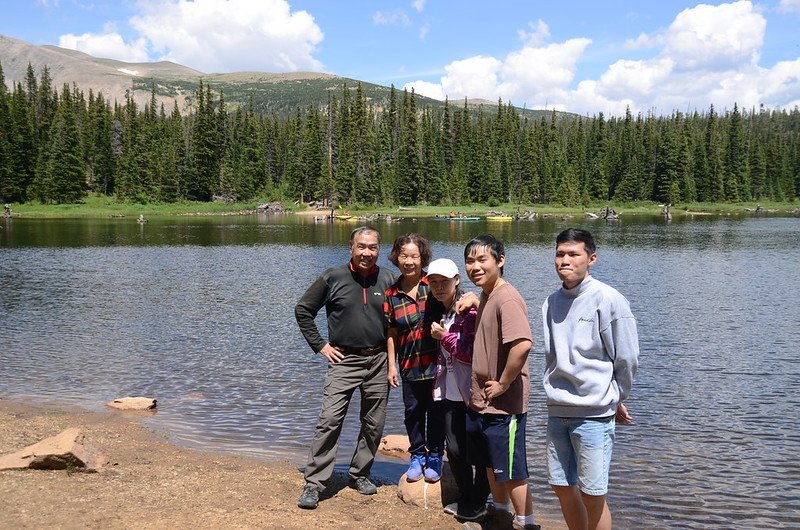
[2,217,800,529]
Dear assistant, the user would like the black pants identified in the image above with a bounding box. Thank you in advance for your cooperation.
[443,399,490,508]
[402,378,445,455]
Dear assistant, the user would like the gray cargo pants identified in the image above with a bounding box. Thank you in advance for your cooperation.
[303,351,389,490]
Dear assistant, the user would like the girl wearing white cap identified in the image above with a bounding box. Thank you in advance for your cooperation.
[427,258,490,523]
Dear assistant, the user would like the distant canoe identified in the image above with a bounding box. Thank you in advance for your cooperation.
[335,214,355,221]
[437,216,481,221]
[486,216,513,221]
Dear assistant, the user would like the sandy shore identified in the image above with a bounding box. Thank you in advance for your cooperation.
[0,398,566,529]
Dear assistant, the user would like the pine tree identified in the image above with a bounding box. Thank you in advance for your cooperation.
[84,92,115,195]
[298,105,325,202]
[187,81,220,200]
[38,85,86,203]
[396,89,421,205]
[0,62,12,202]
[725,103,747,201]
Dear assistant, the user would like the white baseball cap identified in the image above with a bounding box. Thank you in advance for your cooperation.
[426,258,459,278]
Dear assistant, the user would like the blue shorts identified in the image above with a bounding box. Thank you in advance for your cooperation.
[466,409,529,482]
[547,416,615,496]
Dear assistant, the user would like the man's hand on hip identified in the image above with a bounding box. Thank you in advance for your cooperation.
[319,343,345,363]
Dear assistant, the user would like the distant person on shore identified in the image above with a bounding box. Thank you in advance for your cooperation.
[294,226,395,510]
[461,234,539,530]
[384,233,445,483]
[542,228,639,530]
[426,258,491,523]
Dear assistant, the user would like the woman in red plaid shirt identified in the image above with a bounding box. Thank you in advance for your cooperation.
[384,233,444,483]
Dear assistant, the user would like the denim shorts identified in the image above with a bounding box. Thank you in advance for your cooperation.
[546,416,615,496]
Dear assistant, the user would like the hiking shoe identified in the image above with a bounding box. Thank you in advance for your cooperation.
[487,507,515,530]
[424,453,442,482]
[406,454,425,482]
[443,502,459,515]
[456,502,488,522]
[297,484,319,509]
[349,476,378,495]
[511,522,541,530]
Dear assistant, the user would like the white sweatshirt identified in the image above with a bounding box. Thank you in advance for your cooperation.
[542,275,639,418]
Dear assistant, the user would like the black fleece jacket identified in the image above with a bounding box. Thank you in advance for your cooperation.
[295,262,395,353]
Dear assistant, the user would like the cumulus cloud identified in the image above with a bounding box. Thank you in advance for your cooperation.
[407,80,443,100]
[517,20,550,47]
[373,9,411,26]
[57,0,324,73]
[406,33,590,108]
[412,0,426,12]
[663,1,764,70]
[59,23,149,62]
[778,0,800,13]
[408,1,800,116]
[624,31,664,50]
[129,0,323,72]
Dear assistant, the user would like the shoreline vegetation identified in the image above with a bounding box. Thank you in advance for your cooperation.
[3,195,798,220]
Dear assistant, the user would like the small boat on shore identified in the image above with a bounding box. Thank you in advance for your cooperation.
[486,215,513,221]
[435,216,481,221]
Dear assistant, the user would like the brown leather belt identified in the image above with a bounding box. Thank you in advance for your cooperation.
[339,345,384,355]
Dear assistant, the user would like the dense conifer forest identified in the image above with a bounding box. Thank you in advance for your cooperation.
[1,63,798,207]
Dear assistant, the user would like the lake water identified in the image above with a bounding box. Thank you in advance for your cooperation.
[1,212,799,529]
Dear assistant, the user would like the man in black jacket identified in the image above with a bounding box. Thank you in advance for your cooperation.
[295,226,396,509]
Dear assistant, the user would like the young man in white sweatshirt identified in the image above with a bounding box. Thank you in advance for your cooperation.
[542,228,639,530]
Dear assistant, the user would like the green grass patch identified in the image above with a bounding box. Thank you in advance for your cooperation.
[6,196,797,219]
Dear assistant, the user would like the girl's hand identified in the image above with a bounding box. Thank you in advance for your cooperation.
[431,321,446,340]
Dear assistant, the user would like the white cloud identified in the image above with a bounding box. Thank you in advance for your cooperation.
[517,20,550,47]
[438,56,503,101]
[624,31,664,50]
[125,0,323,73]
[405,38,589,108]
[664,1,764,71]
[419,24,429,41]
[408,1,800,116]
[59,22,150,62]
[405,80,443,100]
[412,0,426,13]
[778,0,800,13]
[373,9,411,26]
[594,57,675,99]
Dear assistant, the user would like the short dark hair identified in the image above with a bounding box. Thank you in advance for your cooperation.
[349,226,380,246]
[464,234,505,276]
[556,228,596,255]
[388,233,432,268]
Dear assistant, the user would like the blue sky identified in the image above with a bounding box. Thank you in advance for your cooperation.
[2,0,799,115]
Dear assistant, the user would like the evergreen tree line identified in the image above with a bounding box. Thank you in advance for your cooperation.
[1,62,798,206]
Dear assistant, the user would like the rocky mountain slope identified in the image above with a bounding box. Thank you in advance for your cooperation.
[0,34,557,118]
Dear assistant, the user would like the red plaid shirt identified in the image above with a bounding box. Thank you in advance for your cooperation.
[384,275,438,381]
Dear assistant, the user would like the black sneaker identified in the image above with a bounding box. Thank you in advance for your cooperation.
[349,476,378,495]
[297,484,319,509]
[455,503,488,522]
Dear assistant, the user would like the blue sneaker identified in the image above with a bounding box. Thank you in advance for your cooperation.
[424,453,442,482]
[406,454,425,482]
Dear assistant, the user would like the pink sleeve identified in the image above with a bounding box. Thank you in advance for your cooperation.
[440,308,477,363]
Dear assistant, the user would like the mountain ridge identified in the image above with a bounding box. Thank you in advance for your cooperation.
[0,34,562,119]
